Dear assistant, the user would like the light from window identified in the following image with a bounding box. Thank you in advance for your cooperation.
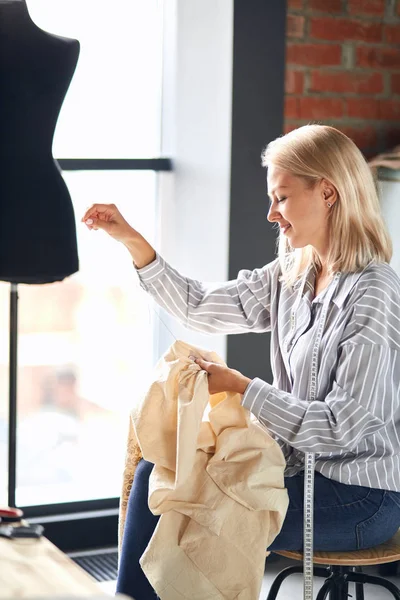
[27,0,163,158]
[14,171,157,506]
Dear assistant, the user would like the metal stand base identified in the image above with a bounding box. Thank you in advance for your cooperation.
[266,563,400,600]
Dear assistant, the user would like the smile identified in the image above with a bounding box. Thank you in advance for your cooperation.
[280,224,292,234]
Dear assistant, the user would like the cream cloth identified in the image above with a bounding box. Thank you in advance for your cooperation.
[119,340,288,600]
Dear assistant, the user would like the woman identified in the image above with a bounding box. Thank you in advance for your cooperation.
[82,125,400,599]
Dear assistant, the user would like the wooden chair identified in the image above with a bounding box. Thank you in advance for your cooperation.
[266,529,400,600]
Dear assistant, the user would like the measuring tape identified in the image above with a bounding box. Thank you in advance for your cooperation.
[301,272,341,600]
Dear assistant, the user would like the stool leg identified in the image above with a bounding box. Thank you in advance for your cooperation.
[310,566,350,600]
[353,567,364,600]
[266,564,332,600]
[326,567,349,600]
[266,565,304,600]
[347,571,400,600]
[329,580,349,600]
[340,578,350,600]
[315,579,334,600]
[355,582,365,600]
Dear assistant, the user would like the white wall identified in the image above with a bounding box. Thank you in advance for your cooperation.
[153,0,234,361]
[378,175,400,277]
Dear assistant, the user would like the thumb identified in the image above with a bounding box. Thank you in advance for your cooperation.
[85,217,112,232]
[189,355,210,372]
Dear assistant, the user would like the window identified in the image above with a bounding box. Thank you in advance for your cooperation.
[28,0,163,158]
[16,171,157,506]
[2,0,168,510]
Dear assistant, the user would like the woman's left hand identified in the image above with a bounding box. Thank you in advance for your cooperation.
[190,356,251,395]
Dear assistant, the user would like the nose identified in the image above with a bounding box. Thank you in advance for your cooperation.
[267,201,281,223]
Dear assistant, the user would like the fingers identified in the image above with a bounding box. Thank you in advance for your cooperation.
[81,203,117,223]
[81,203,120,232]
[83,216,107,232]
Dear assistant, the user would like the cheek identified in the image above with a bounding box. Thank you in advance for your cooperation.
[287,201,319,232]
[297,196,321,222]
[287,205,308,225]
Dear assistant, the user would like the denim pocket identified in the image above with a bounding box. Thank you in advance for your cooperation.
[356,492,400,550]
[389,491,400,510]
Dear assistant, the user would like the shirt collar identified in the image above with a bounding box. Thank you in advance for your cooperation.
[332,269,366,307]
[292,264,314,292]
[293,264,368,307]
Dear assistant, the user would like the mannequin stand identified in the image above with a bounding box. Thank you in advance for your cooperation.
[8,283,18,507]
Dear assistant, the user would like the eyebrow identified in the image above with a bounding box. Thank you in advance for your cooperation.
[267,185,289,199]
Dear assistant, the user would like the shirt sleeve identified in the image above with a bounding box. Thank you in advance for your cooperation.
[135,252,279,335]
[241,340,400,454]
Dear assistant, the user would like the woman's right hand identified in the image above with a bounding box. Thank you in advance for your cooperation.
[81,203,136,245]
[81,203,156,268]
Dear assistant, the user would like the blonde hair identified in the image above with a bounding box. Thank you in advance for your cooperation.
[262,124,392,287]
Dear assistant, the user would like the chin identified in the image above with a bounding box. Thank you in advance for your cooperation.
[286,235,308,250]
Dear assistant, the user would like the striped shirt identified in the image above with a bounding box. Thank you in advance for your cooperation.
[136,253,400,492]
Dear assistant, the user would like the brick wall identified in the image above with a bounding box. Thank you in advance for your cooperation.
[285,0,400,158]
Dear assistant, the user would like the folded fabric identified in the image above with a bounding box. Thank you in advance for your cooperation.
[119,340,288,600]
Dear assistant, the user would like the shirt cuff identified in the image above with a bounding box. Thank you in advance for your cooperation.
[134,252,166,288]
[241,377,273,418]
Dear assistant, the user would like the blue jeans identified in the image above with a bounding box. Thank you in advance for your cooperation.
[116,459,400,600]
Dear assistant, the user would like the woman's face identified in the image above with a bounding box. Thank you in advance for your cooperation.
[267,165,334,258]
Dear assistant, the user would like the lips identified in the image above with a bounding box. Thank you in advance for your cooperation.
[280,224,292,234]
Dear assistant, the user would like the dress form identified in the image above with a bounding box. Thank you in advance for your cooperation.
[0,0,80,283]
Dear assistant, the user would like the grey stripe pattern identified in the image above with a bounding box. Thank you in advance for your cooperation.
[136,253,400,492]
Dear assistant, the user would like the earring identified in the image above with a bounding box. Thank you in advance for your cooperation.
[326,202,332,208]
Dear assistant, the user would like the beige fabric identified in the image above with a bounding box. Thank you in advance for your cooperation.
[119,340,288,600]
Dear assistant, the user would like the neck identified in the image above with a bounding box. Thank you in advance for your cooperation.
[0,0,28,6]
[313,244,330,278]
[319,264,329,277]
[0,1,32,24]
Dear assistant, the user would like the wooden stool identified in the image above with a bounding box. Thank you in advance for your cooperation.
[266,529,400,600]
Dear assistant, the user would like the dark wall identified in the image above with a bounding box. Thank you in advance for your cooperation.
[227,0,287,381]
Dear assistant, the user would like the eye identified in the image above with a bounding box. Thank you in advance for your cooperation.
[277,197,287,203]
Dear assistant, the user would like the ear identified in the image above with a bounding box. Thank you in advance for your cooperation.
[321,179,337,206]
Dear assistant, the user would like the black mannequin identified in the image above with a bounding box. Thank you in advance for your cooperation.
[0,0,80,283]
